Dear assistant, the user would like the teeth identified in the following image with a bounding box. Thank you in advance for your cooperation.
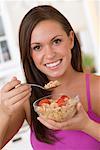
[46,60,61,68]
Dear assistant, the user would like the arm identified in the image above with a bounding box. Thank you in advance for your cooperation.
[1,107,26,149]
[0,77,31,149]
[0,106,25,149]
[0,108,10,148]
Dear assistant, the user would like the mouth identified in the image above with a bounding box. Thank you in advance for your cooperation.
[45,59,62,68]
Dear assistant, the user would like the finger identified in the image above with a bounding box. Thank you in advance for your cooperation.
[37,117,58,130]
[42,117,73,130]
[38,116,73,130]
[77,102,85,113]
[11,92,31,110]
[11,76,17,81]
[77,102,82,110]
[4,88,31,106]
[7,84,31,99]
[2,79,21,92]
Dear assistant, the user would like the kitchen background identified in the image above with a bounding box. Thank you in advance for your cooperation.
[0,0,100,149]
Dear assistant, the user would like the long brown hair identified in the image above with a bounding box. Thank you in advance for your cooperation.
[19,5,83,144]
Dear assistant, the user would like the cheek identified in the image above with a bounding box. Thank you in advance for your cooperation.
[66,49,72,59]
[63,47,72,63]
[61,43,71,56]
[31,52,42,67]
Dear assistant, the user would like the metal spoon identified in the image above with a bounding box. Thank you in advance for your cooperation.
[29,83,49,90]
[28,81,61,91]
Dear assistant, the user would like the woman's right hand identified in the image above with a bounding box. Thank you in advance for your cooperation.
[0,77,31,118]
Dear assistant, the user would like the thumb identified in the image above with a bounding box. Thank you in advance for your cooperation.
[11,76,17,81]
[77,102,83,112]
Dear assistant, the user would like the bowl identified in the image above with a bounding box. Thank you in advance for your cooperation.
[33,94,79,122]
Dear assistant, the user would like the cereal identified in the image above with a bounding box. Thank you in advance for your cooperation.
[33,95,79,122]
[44,80,61,90]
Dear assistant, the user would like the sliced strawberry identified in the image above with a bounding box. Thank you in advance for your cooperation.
[38,98,50,106]
[56,95,69,106]
[60,95,69,100]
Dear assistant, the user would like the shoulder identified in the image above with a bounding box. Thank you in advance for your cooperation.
[89,73,100,116]
[90,73,100,93]
[90,73,100,82]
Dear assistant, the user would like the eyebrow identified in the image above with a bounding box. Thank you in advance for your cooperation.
[51,35,63,41]
[31,35,63,45]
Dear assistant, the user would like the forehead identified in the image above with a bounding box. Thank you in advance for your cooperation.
[31,20,65,42]
[33,19,64,32]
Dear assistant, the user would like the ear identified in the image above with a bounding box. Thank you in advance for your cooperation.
[69,31,74,49]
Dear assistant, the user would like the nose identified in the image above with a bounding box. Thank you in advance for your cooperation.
[44,45,56,59]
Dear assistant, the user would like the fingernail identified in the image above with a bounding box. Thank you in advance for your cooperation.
[12,76,17,80]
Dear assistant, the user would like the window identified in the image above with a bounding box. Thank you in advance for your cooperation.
[0,16,11,63]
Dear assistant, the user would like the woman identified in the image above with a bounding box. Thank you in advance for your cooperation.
[0,5,100,150]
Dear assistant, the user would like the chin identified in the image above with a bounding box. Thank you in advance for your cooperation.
[47,71,65,79]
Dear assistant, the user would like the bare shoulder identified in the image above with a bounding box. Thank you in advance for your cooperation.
[90,73,100,116]
[90,73,100,94]
[90,73,100,84]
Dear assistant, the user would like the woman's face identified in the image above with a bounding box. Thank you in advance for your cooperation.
[30,20,74,79]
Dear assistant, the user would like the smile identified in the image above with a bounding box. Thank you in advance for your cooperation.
[45,59,62,68]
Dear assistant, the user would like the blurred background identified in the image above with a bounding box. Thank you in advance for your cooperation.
[0,0,100,149]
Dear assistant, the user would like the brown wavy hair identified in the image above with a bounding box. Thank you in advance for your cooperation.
[19,5,83,144]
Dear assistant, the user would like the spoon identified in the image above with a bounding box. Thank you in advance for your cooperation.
[29,83,50,90]
[28,80,61,91]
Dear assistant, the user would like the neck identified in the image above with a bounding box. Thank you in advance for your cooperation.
[48,66,82,96]
[49,66,78,85]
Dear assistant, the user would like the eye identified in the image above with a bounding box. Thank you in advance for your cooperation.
[53,39,61,45]
[31,45,41,51]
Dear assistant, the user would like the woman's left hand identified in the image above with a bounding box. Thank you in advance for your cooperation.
[37,102,91,131]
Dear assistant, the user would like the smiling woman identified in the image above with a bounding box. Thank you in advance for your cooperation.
[0,5,100,150]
